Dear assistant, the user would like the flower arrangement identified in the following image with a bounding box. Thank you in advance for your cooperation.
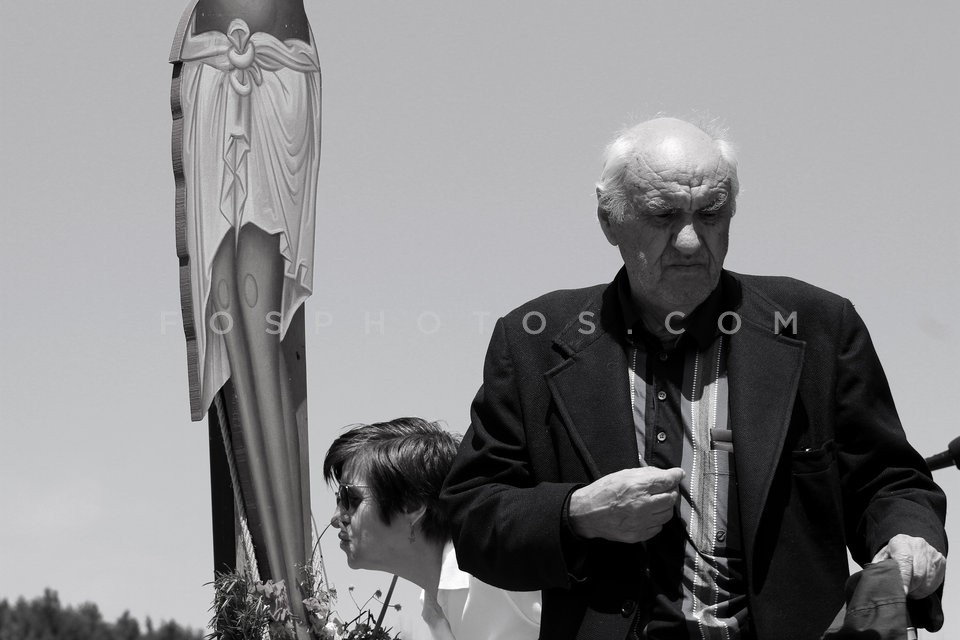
[209,572,300,640]
[208,531,402,640]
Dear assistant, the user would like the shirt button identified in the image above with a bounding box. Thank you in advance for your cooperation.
[656,431,667,443]
[657,390,667,401]
[659,352,668,361]
[621,599,636,617]
[716,530,726,543]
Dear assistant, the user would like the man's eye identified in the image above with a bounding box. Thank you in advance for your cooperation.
[701,194,727,213]
[650,208,678,219]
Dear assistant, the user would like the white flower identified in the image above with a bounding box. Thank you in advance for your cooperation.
[322,619,341,640]
[303,596,323,614]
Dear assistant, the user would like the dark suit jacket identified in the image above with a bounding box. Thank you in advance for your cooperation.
[441,270,946,640]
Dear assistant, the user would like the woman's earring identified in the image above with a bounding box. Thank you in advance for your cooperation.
[409,522,416,543]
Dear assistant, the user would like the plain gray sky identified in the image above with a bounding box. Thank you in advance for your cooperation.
[1,1,958,637]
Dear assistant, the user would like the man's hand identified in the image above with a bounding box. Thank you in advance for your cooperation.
[871,534,946,598]
[568,467,684,543]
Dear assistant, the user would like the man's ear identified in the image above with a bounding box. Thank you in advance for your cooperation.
[597,204,619,247]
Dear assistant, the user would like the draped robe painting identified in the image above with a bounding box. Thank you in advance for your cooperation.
[169,1,320,635]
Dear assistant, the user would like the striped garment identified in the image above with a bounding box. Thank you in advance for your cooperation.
[629,333,749,639]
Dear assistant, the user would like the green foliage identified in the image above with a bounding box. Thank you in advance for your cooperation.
[0,589,202,640]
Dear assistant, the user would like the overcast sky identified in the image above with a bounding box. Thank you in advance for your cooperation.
[1,1,958,638]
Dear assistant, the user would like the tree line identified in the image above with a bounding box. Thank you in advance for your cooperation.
[0,589,203,640]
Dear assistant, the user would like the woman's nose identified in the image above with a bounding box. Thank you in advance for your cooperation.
[330,509,350,529]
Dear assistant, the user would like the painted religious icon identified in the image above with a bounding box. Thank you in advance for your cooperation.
[170,0,320,636]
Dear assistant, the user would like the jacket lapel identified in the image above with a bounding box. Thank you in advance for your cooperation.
[545,280,639,480]
[727,280,806,558]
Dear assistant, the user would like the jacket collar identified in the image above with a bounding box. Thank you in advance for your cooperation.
[551,268,627,358]
[552,269,745,355]
[617,269,738,351]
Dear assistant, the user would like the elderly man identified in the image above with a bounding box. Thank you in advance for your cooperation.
[440,118,946,640]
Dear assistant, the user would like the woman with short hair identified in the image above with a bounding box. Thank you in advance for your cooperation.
[324,418,540,640]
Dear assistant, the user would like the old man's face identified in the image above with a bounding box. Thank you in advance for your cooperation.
[601,122,737,315]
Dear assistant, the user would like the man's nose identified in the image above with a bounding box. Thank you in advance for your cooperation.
[674,222,702,255]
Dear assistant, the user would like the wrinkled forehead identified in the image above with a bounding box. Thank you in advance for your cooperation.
[626,134,735,193]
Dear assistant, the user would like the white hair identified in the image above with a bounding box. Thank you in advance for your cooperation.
[596,114,739,223]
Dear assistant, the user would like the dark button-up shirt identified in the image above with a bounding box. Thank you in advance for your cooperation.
[619,275,750,640]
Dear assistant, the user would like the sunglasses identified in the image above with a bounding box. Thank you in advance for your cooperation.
[335,483,370,512]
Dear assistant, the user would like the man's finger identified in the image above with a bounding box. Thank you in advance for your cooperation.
[911,551,930,593]
[642,468,685,492]
[648,489,678,505]
[871,547,891,564]
[642,524,664,540]
[645,505,675,526]
[895,556,912,595]
[876,535,947,598]
[907,548,946,599]
[646,498,674,514]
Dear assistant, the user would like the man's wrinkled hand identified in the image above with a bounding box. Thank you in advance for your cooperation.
[568,467,684,543]
[871,534,946,598]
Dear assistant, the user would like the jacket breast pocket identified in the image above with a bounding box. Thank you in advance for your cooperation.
[790,439,837,475]
[788,439,844,547]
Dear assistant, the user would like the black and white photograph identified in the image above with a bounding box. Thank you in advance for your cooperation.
[1,2,957,639]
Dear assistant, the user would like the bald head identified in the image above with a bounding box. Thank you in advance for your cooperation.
[597,117,738,223]
[595,117,739,321]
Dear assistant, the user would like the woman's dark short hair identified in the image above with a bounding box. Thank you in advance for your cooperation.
[323,417,460,542]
